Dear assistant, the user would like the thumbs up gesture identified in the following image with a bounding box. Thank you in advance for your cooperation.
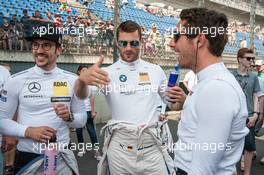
[79,55,110,87]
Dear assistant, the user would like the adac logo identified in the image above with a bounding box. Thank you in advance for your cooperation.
[53,82,67,86]
[119,75,127,82]
[28,82,41,93]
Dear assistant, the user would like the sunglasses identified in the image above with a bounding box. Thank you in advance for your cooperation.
[173,29,198,42]
[173,31,183,42]
[243,57,255,61]
[117,40,140,48]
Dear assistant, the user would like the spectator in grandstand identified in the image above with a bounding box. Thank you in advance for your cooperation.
[8,15,22,51]
[54,14,63,27]
[0,24,6,50]
[7,24,16,51]
[168,8,249,175]
[9,14,19,28]
[84,22,96,54]
[75,20,185,175]
[105,21,114,56]
[140,27,148,54]
[260,31,264,42]
[46,11,55,23]
[15,23,25,51]
[164,34,172,52]
[154,32,162,51]
[0,19,9,50]
[95,20,106,53]
[228,29,237,47]
[20,9,31,51]
[183,70,197,93]
[31,10,43,22]
[232,48,260,174]
[75,65,102,160]
[240,38,247,48]
[164,28,173,53]
[0,64,11,175]
[0,24,87,174]
[64,16,75,29]
[148,23,160,53]
[83,10,92,21]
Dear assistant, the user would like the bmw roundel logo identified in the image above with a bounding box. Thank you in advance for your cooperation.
[28,82,41,93]
[119,75,127,82]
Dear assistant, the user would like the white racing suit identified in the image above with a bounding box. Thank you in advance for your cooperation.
[0,65,87,174]
[88,59,176,174]
[98,120,175,175]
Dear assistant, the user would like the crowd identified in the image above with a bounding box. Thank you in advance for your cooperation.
[227,20,264,49]
[0,1,264,56]
[0,7,175,56]
[0,8,115,54]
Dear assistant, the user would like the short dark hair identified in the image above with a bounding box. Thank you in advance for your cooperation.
[237,48,254,60]
[116,20,141,41]
[76,65,87,75]
[179,8,228,57]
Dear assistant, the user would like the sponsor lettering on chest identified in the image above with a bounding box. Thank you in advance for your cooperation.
[138,72,151,85]
[53,81,68,96]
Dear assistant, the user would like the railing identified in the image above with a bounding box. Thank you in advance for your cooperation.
[0,31,177,58]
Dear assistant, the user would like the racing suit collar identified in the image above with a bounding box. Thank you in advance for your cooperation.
[119,58,140,67]
[33,65,59,76]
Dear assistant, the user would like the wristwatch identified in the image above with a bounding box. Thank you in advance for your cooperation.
[67,112,74,122]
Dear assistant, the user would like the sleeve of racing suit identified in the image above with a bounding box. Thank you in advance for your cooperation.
[0,78,28,137]
[67,91,88,128]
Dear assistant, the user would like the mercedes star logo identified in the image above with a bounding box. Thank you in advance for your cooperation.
[28,82,41,93]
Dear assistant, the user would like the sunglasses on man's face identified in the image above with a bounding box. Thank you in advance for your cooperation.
[243,57,255,62]
[173,28,198,42]
[117,40,140,48]
[173,31,182,42]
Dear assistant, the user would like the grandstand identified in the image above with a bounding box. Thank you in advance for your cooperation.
[85,0,264,56]
[1,0,263,55]
[0,0,263,73]
[0,0,81,21]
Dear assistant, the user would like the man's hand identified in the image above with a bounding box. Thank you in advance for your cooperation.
[25,126,56,143]
[53,103,71,121]
[247,114,258,128]
[91,111,97,119]
[1,136,18,152]
[165,86,186,104]
[165,86,186,111]
[79,56,110,87]
[159,114,167,121]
